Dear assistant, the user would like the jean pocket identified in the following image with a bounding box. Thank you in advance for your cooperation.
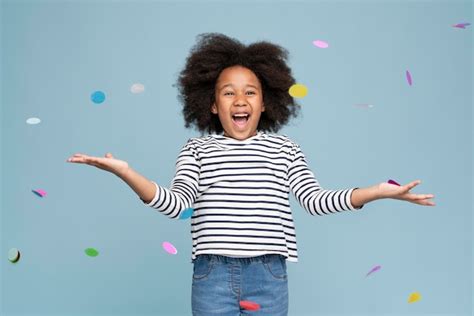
[263,255,287,280]
[192,256,214,280]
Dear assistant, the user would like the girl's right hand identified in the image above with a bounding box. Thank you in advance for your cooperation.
[66,153,130,177]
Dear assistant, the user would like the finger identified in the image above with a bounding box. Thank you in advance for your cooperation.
[105,153,113,158]
[413,194,435,200]
[405,179,421,190]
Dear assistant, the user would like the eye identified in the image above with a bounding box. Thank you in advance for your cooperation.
[224,91,234,96]
[246,91,256,95]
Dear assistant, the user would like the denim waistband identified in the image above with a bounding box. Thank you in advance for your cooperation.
[195,254,285,265]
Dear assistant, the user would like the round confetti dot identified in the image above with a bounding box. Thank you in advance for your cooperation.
[26,117,41,125]
[179,208,194,220]
[239,300,260,311]
[130,83,145,94]
[312,40,329,48]
[289,84,308,98]
[32,189,47,197]
[91,91,106,104]
[85,248,99,257]
[162,241,177,255]
[408,292,421,303]
[8,248,20,263]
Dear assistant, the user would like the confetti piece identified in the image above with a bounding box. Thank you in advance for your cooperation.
[312,40,329,48]
[355,104,374,108]
[289,84,308,98]
[130,83,145,94]
[406,70,412,86]
[26,117,41,125]
[162,241,177,255]
[452,22,470,29]
[32,189,47,197]
[179,208,194,220]
[85,248,99,257]
[239,300,260,311]
[91,91,106,104]
[365,265,381,277]
[387,179,400,186]
[8,248,20,263]
[408,292,421,303]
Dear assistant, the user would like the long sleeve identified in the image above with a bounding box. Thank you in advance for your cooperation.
[288,143,363,216]
[143,139,201,219]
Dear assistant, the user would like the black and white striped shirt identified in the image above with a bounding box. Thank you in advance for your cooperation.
[144,131,362,262]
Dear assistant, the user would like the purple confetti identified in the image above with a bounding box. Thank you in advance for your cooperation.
[453,22,471,29]
[406,70,412,86]
[388,179,400,186]
[366,265,381,277]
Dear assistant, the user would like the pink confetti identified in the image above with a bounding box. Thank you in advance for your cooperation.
[452,22,470,29]
[406,70,412,86]
[162,241,177,255]
[32,189,47,197]
[388,179,400,186]
[366,265,381,277]
[312,40,329,48]
[239,300,260,311]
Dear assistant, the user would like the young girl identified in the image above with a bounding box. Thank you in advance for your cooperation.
[67,33,435,316]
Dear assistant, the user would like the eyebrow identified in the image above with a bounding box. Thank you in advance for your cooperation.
[219,83,259,90]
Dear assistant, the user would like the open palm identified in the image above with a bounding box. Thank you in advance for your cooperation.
[378,180,435,206]
[67,153,129,176]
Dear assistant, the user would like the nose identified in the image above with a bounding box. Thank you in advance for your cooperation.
[233,93,248,106]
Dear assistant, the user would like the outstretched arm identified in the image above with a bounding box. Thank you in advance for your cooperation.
[67,153,156,203]
[351,179,435,208]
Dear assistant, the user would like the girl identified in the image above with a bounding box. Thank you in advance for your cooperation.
[67,33,435,316]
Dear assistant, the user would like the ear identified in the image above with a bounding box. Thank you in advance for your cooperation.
[261,103,265,112]
[211,103,218,114]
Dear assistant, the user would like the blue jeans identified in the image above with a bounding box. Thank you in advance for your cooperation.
[191,254,289,316]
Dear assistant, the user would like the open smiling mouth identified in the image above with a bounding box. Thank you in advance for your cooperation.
[232,113,250,128]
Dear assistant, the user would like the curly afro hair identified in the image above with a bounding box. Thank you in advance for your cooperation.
[177,33,301,135]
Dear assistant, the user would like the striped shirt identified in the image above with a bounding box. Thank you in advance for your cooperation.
[144,131,362,262]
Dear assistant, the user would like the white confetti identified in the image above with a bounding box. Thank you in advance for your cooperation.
[26,117,41,125]
[130,83,145,94]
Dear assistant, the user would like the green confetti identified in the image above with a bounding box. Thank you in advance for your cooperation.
[85,248,99,257]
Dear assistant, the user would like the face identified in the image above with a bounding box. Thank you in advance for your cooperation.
[211,65,265,140]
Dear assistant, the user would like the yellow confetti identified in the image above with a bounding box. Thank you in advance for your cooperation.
[408,292,421,303]
[289,84,308,98]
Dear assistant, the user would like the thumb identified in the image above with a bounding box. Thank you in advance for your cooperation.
[105,153,114,158]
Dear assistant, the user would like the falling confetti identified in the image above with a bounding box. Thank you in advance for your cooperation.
[365,265,381,277]
[405,71,413,86]
[289,84,308,98]
[452,22,470,29]
[239,300,260,311]
[387,179,400,186]
[91,91,106,104]
[32,189,47,197]
[130,83,145,94]
[408,292,421,303]
[162,241,177,255]
[8,248,20,263]
[85,248,99,257]
[26,117,41,125]
[312,40,329,48]
[179,208,194,220]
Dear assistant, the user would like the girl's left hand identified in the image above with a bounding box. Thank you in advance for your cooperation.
[377,180,435,206]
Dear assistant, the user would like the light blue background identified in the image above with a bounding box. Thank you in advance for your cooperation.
[1,0,472,315]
